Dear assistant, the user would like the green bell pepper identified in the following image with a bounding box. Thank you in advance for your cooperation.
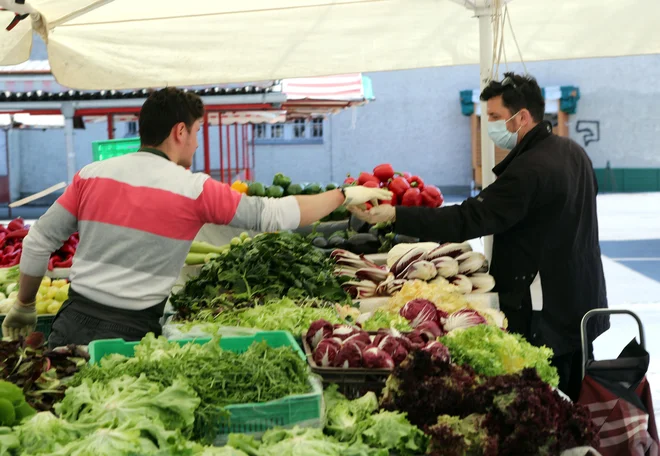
[272,173,292,190]
[330,205,350,221]
[285,183,304,196]
[303,183,323,195]
[247,182,266,197]
[266,185,285,198]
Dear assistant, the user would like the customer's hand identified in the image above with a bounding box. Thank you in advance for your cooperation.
[348,204,396,224]
[1,299,37,339]
[343,186,392,207]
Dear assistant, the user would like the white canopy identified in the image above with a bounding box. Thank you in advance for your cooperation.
[1,0,659,90]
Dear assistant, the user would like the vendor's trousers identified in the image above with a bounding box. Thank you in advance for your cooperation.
[48,287,166,349]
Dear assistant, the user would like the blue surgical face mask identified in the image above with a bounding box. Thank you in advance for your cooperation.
[487,111,522,150]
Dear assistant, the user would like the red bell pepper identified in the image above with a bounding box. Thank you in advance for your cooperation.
[395,171,412,180]
[364,202,374,211]
[59,243,77,256]
[357,172,380,186]
[362,181,380,189]
[344,175,356,185]
[5,229,28,240]
[380,194,398,206]
[388,177,411,197]
[373,163,395,182]
[53,257,73,268]
[421,185,444,208]
[6,218,24,232]
[407,175,425,190]
[401,188,422,207]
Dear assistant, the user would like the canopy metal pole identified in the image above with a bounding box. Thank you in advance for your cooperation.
[477,4,495,261]
[62,103,76,183]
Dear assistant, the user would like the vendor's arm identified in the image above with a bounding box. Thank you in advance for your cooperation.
[197,178,390,231]
[19,177,80,304]
[396,170,538,242]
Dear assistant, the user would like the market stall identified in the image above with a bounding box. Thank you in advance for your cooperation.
[0,161,610,454]
[0,226,604,455]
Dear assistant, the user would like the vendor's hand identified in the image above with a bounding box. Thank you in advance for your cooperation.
[348,204,396,224]
[342,186,393,207]
[1,300,37,340]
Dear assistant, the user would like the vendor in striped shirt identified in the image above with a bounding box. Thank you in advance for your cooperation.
[2,87,391,348]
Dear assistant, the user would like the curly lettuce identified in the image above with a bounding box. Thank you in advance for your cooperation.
[441,324,559,386]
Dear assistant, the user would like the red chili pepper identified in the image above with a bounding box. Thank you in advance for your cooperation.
[357,172,380,186]
[362,181,380,189]
[421,185,444,208]
[6,218,24,232]
[388,177,411,197]
[48,257,57,271]
[5,229,28,240]
[343,176,356,185]
[407,175,425,190]
[0,226,7,234]
[373,163,395,182]
[3,245,14,255]
[401,187,422,207]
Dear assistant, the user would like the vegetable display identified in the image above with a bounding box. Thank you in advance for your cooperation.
[305,319,450,370]
[71,334,311,443]
[0,333,88,412]
[171,297,343,337]
[0,218,78,270]
[345,163,444,208]
[0,276,69,316]
[440,324,560,386]
[381,351,598,455]
[171,232,348,318]
[333,242,495,300]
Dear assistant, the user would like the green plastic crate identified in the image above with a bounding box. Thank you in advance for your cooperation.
[87,331,323,443]
[92,137,141,162]
[0,314,55,339]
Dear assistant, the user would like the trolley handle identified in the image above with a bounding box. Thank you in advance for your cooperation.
[580,308,646,379]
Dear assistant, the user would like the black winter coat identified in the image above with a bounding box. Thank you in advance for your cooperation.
[395,121,609,356]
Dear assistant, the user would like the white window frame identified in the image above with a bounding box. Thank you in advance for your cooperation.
[254,118,325,144]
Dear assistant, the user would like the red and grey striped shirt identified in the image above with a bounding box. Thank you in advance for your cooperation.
[20,150,301,310]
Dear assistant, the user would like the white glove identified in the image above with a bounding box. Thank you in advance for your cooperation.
[342,186,393,207]
[1,299,37,340]
[348,204,396,224]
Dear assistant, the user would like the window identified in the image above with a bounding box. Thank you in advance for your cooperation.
[271,124,284,139]
[254,124,267,139]
[311,118,323,138]
[293,119,306,138]
[125,121,138,138]
[254,118,325,144]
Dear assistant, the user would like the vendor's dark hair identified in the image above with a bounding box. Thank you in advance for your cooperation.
[139,87,204,146]
[480,72,545,123]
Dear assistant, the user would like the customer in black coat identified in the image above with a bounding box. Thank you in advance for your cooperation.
[348,72,609,401]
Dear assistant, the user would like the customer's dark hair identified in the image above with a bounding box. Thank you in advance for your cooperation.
[139,87,204,146]
[480,72,545,122]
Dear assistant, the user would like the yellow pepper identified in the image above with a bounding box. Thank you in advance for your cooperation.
[231,180,249,194]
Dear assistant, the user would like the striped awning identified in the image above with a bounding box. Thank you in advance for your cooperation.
[0,60,374,104]
[281,74,374,102]
[0,110,287,128]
